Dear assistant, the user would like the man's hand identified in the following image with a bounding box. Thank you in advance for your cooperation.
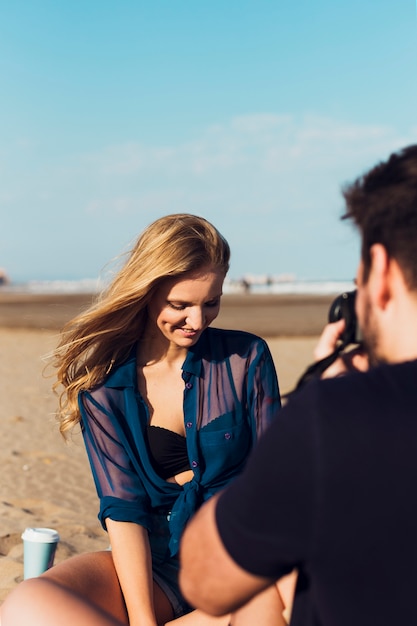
[314,319,369,378]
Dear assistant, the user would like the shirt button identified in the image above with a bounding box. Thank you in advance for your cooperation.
[185,382,193,390]
[191,460,199,468]
[224,432,231,440]
[186,422,193,428]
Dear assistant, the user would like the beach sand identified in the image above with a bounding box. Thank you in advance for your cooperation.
[0,292,331,603]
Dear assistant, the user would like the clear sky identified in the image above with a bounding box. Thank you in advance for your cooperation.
[1,1,417,283]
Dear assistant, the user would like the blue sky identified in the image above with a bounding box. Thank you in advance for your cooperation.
[1,1,417,283]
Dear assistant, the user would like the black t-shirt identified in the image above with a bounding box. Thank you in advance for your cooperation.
[216,360,417,626]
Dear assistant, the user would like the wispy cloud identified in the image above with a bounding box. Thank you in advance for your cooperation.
[76,113,417,223]
[4,114,417,280]
[80,113,417,181]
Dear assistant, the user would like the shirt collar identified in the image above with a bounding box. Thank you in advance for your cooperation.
[104,329,208,389]
[182,342,203,377]
[104,349,137,389]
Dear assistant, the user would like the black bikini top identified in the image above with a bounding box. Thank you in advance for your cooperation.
[146,425,191,480]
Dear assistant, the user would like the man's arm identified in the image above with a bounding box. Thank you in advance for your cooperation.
[179,493,274,616]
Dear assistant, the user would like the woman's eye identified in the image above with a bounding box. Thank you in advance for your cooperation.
[205,299,220,308]
[167,299,220,311]
[168,302,186,311]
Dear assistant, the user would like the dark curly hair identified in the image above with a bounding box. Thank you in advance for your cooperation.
[342,144,417,288]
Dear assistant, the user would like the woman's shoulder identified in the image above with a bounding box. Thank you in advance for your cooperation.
[83,350,138,398]
[204,327,267,350]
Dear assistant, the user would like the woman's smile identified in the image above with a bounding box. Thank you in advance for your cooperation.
[145,265,225,350]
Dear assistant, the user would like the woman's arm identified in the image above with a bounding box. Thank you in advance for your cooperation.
[248,339,282,439]
[106,519,159,626]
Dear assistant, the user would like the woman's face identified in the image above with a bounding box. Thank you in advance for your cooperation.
[146,265,225,348]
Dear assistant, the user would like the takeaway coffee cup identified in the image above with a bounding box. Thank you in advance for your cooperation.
[21,527,60,579]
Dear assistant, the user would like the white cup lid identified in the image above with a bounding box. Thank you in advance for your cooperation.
[21,527,60,543]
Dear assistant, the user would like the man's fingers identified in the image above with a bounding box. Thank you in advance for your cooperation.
[314,320,346,361]
[348,351,369,372]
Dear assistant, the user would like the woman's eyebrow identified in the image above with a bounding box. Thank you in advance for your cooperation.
[167,293,223,304]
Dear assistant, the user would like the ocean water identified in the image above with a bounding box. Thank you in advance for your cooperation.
[1,277,356,296]
[226,278,355,295]
[1,278,104,294]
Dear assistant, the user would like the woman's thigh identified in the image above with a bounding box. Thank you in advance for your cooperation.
[42,551,128,621]
[44,551,175,624]
[1,551,174,626]
[1,552,127,626]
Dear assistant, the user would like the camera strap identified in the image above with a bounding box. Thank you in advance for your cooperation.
[291,341,347,393]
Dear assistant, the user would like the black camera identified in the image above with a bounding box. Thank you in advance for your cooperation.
[291,289,362,392]
[328,290,362,346]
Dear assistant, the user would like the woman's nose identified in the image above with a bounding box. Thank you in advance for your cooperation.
[186,307,205,329]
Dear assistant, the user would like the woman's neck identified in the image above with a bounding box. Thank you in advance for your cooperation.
[137,333,188,368]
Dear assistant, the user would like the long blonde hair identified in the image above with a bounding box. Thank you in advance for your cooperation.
[54,214,230,437]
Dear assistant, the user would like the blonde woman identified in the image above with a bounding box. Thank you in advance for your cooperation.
[1,214,286,626]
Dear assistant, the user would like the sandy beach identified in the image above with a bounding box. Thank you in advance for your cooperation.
[0,292,331,603]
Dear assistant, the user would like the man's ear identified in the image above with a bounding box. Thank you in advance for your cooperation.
[368,244,391,310]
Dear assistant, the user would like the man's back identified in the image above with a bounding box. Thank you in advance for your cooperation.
[216,359,417,625]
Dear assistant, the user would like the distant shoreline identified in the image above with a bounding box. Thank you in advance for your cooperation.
[0,292,334,336]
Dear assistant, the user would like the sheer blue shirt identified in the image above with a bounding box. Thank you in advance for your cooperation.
[79,327,281,554]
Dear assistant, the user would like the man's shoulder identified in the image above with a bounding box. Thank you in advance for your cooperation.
[321,358,417,395]
[290,358,417,424]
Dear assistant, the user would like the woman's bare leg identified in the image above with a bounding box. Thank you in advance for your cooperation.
[231,584,287,626]
[166,610,231,625]
[0,551,175,626]
[0,552,127,626]
[277,570,297,624]
[1,559,294,626]
[1,577,126,626]
[165,584,287,626]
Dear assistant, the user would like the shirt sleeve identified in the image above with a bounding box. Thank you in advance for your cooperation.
[247,339,282,439]
[79,389,152,531]
[215,386,318,579]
